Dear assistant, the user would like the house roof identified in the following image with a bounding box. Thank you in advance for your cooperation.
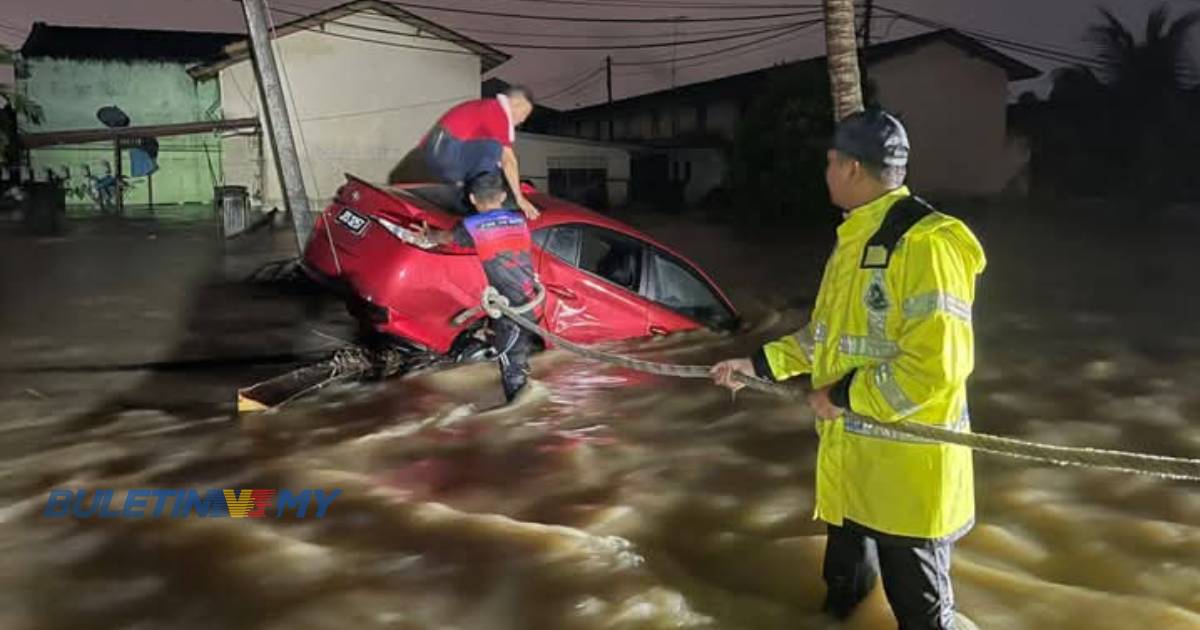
[566,29,1041,116]
[188,0,509,79]
[19,22,243,63]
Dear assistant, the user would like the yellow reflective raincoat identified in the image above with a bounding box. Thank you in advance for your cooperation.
[755,186,986,541]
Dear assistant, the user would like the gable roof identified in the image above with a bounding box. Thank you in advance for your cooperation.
[566,29,1040,116]
[20,22,242,63]
[188,0,508,79]
[863,28,1040,80]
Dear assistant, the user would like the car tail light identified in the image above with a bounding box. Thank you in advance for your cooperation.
[374,215,473,255]
[375,215,433,247]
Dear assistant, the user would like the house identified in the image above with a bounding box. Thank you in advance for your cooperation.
[484,77,630,207]
[553,29,1041,203]
[16,22,243,207]
[189,0,506,215]
[190,0,633,217]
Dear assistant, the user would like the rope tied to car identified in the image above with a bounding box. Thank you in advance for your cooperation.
[480,289,1200,481]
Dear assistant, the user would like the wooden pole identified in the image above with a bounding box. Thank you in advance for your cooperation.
[240,0,313,251]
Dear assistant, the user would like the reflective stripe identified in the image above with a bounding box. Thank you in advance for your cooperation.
[844,410,971,444]
[839,335,899,359]
[873,363,919,416]
[813,322,829,343]
[903,291,972,323]
[793,327,816,359]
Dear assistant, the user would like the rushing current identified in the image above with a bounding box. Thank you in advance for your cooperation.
[1,205,1197,629]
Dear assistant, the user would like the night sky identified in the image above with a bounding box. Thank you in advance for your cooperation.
[2,0,1198,106]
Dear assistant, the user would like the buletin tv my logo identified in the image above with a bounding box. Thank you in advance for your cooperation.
[43,489,341,518]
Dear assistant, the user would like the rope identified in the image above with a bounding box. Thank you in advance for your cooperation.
[482,292,1200,481]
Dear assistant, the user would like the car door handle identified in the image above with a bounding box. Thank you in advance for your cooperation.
[546,284,577,300]
[649,325,669,337]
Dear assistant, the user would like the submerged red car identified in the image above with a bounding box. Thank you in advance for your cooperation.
[301,175,737,360]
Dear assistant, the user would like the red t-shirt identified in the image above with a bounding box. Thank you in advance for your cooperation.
[436,97,513,147]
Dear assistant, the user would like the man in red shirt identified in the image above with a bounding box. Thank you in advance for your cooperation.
[418,86,539,220]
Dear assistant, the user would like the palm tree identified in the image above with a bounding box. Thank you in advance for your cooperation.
[1085,4,1200,197]
[1087,5,1200,98]
[823,0,863,121]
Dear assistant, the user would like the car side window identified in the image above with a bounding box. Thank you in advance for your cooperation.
[537,226,581,265]
[578,227,644,292]
[645,249,735,329]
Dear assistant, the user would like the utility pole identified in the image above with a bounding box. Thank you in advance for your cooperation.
[860,0,875,48]
[239,0,313,252]
[859,0,874,83]
[671,15,683,137]
[606,55,614,140]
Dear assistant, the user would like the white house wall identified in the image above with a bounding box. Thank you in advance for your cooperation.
[515,132,630,208]
[218,10,481,213]
[870,40,1020,195]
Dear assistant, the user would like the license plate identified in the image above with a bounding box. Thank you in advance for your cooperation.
[335,208,370,236]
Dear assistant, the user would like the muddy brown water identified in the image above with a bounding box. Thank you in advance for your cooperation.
[0,207,1197,629]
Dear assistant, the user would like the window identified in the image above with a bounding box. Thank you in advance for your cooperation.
[697,102,708,131]
[548,168,609,209]
[578,227,643,292]
[535,225,581,265]
[644,249,735,329]
[651,109,661,137]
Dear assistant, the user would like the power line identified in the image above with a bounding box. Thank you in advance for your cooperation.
[478,0,822,9]
[873,5,1107,70]
[271,7,815,51]
[614,18,821,66]
[540,67,607,101]
[380,1,825,24]
[277,4,819,41]
[544,20,821,103]
[617,20,816,77]
[267,19,481,56]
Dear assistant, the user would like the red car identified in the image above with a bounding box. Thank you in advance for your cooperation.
[301,175,737,360]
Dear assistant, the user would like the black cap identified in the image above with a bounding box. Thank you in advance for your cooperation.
[467,172,506,200]
[831,109,909,168]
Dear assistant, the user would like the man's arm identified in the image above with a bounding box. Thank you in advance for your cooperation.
[711,321,816,392]
[501,146,539,220]
[415,221,467,247]
[841,230,979,422]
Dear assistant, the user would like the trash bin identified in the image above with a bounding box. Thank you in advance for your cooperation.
[214,185,249,238]
[23,182,66,236]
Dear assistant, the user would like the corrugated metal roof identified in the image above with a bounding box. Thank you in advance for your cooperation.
[20,22,242,63]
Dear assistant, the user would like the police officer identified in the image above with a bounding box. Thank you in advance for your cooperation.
[712,109,986,629]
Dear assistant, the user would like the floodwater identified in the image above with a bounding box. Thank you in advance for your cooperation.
[0,203,1198,630]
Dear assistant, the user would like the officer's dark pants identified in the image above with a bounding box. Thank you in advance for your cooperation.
[823,524,958,629]
[493,317,535,402]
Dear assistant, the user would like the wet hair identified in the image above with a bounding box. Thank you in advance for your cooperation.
[468,173,507,206]
[504,85,534,105]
